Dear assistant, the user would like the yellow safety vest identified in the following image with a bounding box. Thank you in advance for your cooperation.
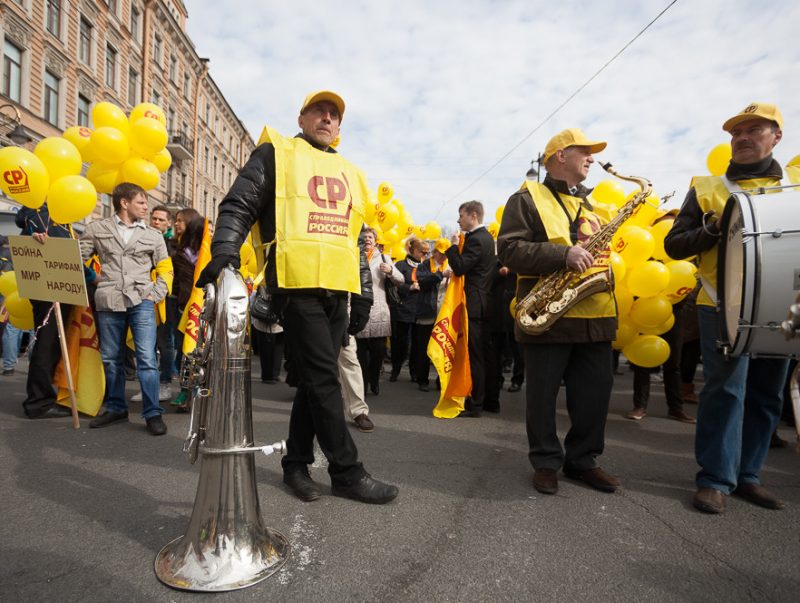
[258,125,371,294]
[522,181,616,319]
[692,165,800,307]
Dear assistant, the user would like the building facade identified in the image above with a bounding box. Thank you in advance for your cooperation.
[0,0,254,221]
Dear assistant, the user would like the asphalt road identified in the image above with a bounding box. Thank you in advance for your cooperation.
[1,358,798,602]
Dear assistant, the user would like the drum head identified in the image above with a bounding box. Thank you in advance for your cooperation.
[718,194,749,351]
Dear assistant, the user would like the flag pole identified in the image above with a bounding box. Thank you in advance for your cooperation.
[54,301,79,429]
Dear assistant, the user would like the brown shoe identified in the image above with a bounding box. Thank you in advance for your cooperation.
[733,483,784,510]
[353,413,374,433]
[533,469,558,495]
[563,467,620,492]
[680,382,698,404]
[626,408,646,421]
[693,487,726,514]
[667,408,696,424]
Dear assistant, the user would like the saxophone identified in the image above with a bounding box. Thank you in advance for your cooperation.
[515,163,653,335]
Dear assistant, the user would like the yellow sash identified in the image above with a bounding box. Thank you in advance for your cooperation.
[523,181,616,319]
[258,125,370,294]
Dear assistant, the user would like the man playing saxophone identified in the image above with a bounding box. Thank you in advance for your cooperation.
[497,128,621,496]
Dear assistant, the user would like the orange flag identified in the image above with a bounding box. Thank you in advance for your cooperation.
[178,219,211,355]
[428,240,471,418]
[54,306,105,417]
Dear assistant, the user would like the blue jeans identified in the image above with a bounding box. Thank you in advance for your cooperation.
[96,301,163,419]
[695,306,787,493]
[2,323,33,370]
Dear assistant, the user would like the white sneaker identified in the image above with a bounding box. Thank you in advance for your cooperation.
[130,384,172,403]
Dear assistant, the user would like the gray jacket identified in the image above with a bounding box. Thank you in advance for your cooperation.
[79,216,170,312]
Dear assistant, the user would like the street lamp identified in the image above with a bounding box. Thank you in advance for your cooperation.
[0,103,34,146]
[526,154,544,182]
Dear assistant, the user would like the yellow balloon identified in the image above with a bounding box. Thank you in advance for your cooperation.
[130,117,168,158]
[412,225,426,239]
[626,193,659,227]
[34,137,83,182]
[120,157,160,191]
[377,182,393,205]
[487,221,500,239]
[382,224,402,244]
[390,240,406,260]
[788,154,800,168]
[612,225,654,269]
[609,251,626,282]
[629,295,672,330]
[364,201,378,224]
[86,162,120,195]
[92,101,130,135]
[4,291,31,318]
[8,311,34,331]
[495,205,505,224]
[149,148,172,173]
[592,179,626,208]
[612,320,638,350]
[424,221,442,240]
[62,126,95,162]
[614,284,634,318]
[649,219,674,261]
[91,127,130,165]
[47,175,98,224]
[623,334,670,368]
[640,312,675,336]
[376,202,400,230]
[129,102,167,128]
[627,260,670,298]
[663,260,698,304]
[0,270,18,296]
[0,147,50,209]
[392,198,404,213]
[707,143,732,176]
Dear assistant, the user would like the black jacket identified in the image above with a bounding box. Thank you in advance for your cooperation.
[445,226,496,320]
[210,137,372,302]
[394,257,442,323]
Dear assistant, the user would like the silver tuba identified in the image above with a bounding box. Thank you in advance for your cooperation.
[154,266,290,592]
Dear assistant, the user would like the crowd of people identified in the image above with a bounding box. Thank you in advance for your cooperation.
[3,91,796,515]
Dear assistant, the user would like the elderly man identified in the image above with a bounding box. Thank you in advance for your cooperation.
[665,102,799,514]
[497,128,620,495]
[197,90,398,505]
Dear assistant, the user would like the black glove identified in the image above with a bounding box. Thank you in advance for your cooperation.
[195,254,240,288]
[348,296,372,335]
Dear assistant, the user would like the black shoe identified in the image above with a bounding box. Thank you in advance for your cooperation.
[388,372,398,382]
[145,415,167,436]
[89,411,129,429]
[283,470,322,502]
[332,474,398,504]
[29,406,72,419]
[370,383,380,395]
[508,383,522,393]
[483,403,500,414]
[2,368,14,376]
[418,382,430,392]
[457,409,482,418]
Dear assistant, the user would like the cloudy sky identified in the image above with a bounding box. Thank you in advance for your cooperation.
[185,0,800,228]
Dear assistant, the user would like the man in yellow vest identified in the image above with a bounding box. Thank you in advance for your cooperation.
[497,128,620,496]
[197,90,398,505]
[666,102,797,514]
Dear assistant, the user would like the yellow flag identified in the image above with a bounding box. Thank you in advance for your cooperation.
[178,219,211,355]
[428,271,471,419]
[153,256,174,324]
[55,306,105,417]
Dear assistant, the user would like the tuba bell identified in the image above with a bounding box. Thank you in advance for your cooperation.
[154,266,290,592]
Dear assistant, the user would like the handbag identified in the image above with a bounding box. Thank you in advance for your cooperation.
[250,286,280,325]
[381,254,402,307]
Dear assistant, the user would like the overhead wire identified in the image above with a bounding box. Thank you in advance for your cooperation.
[432,0,679,219]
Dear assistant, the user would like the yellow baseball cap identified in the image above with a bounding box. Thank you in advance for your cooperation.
[434,238,451,253]
[300,90,345,121]
[722,102,783,132]
[542,128,607,164]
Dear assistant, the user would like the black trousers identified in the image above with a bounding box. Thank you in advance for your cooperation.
[23,301,72,418]
[411,322,434,385]
[356,336,385,389]
[632,307,684,411]
[523,341,613,472]
[254,330,284,381]
[390,320,413,377]
[466,317,492,411]
[280,294,365,486]
[681,339,701,384]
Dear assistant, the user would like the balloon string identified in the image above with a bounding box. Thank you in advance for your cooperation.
[28,302,56,349]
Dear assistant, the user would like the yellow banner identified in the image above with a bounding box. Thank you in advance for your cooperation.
[55,306,105,417]
[178,219,211,355]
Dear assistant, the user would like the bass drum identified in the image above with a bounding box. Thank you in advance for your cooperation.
[718,189,800,357]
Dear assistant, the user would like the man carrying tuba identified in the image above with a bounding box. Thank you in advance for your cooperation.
[497,128,621,496]
[197,90,398,505]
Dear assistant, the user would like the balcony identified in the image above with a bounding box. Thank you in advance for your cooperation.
[166,192,191,210]
[167,130,194,161]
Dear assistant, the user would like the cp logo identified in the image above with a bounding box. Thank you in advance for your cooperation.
[3,169,27,186]
[307,174,350,209]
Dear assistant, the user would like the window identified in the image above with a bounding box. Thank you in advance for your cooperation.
[130,5,141,40]
[44,70,60,126]
[204,146,209,171]
[183,73,190,99]
[79,18,92,65]
[204,101,209,124]
[105,44,117,88]
[128,67,139,106]
[153,34,162,66]
[213,156,218,180]
[77,94,90,126]
[181,173,187,196]
[46,0,61,37]
[169,55,177,82]
[106,0,117,15]
[168,107,175,130]
[152,89,160,106]
[3,40,22,102]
